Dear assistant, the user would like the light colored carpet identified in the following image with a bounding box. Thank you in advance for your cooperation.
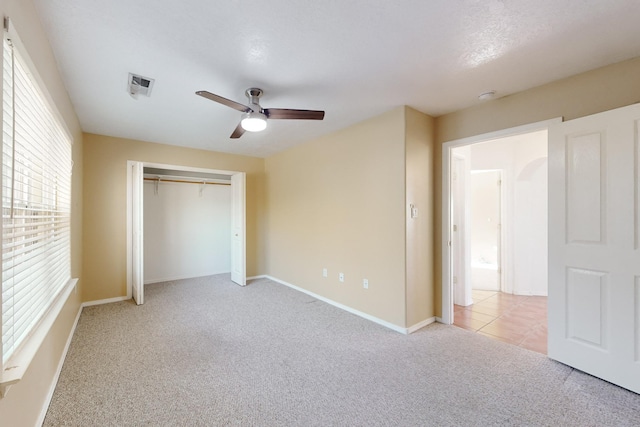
[45,275,640,426]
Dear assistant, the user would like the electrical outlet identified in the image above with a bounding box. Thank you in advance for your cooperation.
[339,273,344,282]
[363,279,369,289]
[322,268,328,278]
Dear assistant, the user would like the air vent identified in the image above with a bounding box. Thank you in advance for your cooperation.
[128,73,155,98]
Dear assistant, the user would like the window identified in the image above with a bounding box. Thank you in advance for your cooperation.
[1,31,73,367]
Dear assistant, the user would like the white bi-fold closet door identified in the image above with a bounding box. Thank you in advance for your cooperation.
[548,102,640,394]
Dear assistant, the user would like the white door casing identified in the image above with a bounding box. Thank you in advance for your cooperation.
[441,118,561,324]
[452,155,472,306]
[231,172,246,286]
[548,103,640,394]
[131,161,144,305]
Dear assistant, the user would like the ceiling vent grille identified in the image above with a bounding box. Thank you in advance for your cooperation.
[128,73,155,98]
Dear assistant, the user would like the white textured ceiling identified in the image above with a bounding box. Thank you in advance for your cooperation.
[33,0,640,157]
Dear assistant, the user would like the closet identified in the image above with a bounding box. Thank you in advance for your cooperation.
[142,168,232,284]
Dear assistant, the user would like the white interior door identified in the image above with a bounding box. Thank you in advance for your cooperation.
[131,162,144,304]
[231,172,246,286]
[548,103,640,393]
[470,170,502,291]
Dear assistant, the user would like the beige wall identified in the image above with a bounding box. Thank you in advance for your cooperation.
[265,108,407,325]
[265,107,435,328]
[82,134,265,301]
[433,57,640,317]
[404,107,435,326]
[0,0,84,425]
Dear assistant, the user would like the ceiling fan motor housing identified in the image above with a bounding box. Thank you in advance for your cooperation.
[245,88,263,111]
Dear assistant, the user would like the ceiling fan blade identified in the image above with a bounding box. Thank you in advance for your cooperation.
[230,122,245,139]
[196,90,252,113]
[263,108,325,120]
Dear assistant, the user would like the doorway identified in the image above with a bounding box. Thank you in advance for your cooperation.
[126,161,246,305]
[442,120,557,353]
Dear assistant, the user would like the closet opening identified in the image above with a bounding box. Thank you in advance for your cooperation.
[143,167,232,285]
[127,162,246,304]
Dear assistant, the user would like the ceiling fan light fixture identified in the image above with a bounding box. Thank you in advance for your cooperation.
[241,112,267,132]
[195,88,324,139]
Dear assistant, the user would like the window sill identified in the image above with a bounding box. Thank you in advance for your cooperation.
[0,278,78,398]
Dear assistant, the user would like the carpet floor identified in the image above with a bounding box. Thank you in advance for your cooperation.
[44,274,640,426]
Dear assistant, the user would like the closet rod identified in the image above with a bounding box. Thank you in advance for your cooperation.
[143,177,231,186]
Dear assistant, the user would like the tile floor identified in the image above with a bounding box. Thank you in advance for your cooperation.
[453,290,547,354]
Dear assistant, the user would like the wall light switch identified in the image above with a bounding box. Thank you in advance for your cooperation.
[339,273,344,282]
[363,279,369,289]
[322,268,328,278]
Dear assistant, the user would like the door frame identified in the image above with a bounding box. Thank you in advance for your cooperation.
[440,118,561,324]
[126,161,247,303]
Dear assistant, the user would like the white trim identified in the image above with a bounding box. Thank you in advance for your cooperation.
[126,161,134,301]
[442,118,563,149]
[0,278,78,397]
[441,118,562,325]
[435,317,444,323]
[82,296,131,308]
[265,275,423,334]
[407,317,436,333]
[140,162,241,177]
[230,172,247,286]
[36,304,82,426]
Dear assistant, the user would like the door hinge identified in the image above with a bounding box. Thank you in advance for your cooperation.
[453,224,458,232]
[453,276,458,284]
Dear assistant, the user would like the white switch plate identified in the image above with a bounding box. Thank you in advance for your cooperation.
[363,279,369,289]
[322,268,327,277]
[339,273,344,282]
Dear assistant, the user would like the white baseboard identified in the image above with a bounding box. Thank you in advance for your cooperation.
[37,304,83,426]
[264,275,435,335]
[436,317,451,325]
[82,296,130,307]
[407,317,436,333]
[246,275,267,281]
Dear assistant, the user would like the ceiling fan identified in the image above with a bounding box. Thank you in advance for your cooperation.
[196,88,325,139]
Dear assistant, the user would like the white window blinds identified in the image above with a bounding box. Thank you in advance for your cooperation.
[2,37,72,364]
